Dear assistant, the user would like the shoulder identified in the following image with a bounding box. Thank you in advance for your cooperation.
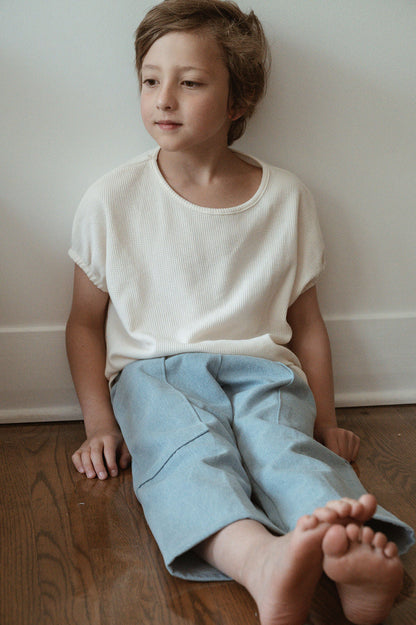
[235,150,312,200]
[72,149,159,231]
[253,158,321,234]
[265,162,311,200]
[82,148,158,204]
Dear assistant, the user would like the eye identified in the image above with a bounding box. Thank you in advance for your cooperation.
[142,78,158,87]
[182,80,202,88]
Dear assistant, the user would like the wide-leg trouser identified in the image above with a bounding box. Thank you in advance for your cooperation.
[111,353,415,581]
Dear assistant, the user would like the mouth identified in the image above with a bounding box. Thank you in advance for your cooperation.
[155,120,182,130]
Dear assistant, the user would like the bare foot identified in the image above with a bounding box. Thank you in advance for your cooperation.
[196,495,382,625]
[322,523,404,625]
[243,514,329,625]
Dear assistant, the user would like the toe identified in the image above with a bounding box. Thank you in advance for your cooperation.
[345,523,361,543]
[325,499,352,518]
[343,494,377,523]
[322,524,349,557]
[384,541,399,559]
[372,531,388,550]
[313,506,339,524]
[296,514,319,531]
[358,494,378,517]
[361,526,375,545]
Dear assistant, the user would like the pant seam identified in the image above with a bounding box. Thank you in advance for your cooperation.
[136,430,209,490]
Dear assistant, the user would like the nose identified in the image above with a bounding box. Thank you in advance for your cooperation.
[157,84,176,111]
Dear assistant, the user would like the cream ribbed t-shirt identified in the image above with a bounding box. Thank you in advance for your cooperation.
[69,148,325,383]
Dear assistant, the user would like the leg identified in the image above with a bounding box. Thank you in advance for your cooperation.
[195,497,379,625]
[113,355,413,592]
[219,357,414,554]
[112,355,282,580]
[322,523,404,625]
[196,517,327,625]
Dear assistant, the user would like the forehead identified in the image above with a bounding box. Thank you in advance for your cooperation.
[142,30,227,73]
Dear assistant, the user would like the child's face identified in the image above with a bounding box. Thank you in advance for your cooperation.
[140,30,232,154]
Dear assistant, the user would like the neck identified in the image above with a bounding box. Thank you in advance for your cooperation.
[157,145,236,186]
[155,145,262,209]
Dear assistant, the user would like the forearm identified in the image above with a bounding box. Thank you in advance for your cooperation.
[287,287,360,461]
[66,317,117,435]
[66,265,130,478]
[292,316,338,435]
[66,318,131,478]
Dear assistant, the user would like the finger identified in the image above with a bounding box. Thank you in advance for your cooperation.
[344,437,358,463]
[103,443,119,478]
[119,442,131,469]
[332,440,341,457]
[90,445,111,480]
[343,434,357,463]
[352,437,360,462]
[81,448,101,479]
[72,450,86,474]
[344,440,355,463]
[325,433,340,456]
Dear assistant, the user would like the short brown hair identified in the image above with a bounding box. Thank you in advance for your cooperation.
[134,0,270,145]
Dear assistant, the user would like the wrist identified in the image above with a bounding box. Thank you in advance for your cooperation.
[82,407,118,436]
[314,419,338,439]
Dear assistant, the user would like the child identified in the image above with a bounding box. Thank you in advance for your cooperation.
[66,1,414,623]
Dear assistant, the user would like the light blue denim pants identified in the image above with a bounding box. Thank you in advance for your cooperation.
[111,353,415,580]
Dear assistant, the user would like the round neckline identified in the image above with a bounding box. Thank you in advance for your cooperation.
[150,148,269,215]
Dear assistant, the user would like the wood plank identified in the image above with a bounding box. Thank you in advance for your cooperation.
[336,406,416,625]
[0,431,41,625]
[0,407,415,625]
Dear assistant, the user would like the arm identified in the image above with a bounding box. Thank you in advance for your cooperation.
[287,286,360,462]
[66,264,130,479]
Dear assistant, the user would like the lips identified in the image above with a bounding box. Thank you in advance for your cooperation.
[155,120,182,130]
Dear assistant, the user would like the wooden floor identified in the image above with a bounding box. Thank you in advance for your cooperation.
[1,405,415,625]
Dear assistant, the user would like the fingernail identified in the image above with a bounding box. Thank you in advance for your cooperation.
[110,469,118,477]
[98,471,106,480]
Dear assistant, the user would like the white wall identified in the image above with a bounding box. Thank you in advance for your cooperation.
[1,1,415,422]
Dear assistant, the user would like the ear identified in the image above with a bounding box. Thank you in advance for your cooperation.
[227,106,246,121]
[227,96,246,121]
[228,110,243,121]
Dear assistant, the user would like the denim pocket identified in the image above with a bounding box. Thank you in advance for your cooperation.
[111,360,209,488]
[273,369,316,438]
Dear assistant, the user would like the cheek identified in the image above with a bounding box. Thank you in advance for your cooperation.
[193,96,230,126]
[140,91,153,114]
[140,97,153,128]
[140,97,148,118]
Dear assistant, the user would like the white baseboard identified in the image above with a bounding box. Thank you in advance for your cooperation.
[326,313,416,407]
[0,405,82,424]
[0,325,81,424]
[0,316,415,423]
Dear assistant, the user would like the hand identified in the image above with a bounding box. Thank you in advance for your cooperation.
[316,426,360,463]
[72,426,131,480]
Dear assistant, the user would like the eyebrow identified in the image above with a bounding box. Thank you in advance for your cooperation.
[141,63,210,75]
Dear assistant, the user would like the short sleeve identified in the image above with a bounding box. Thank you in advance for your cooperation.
[289,183,326,305]
[68,186,108,292]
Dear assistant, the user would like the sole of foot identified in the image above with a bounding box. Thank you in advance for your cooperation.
[252,514,331,625]
[322,522,403,625]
